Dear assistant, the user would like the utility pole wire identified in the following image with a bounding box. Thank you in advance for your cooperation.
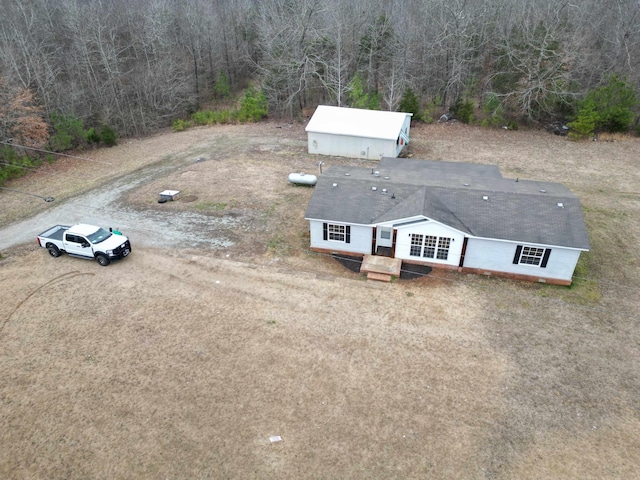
[0,141,112,165]
[0,186,54,202]
[0,161,39,170]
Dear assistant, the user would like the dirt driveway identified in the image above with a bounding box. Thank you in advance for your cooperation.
[1,122,639,479]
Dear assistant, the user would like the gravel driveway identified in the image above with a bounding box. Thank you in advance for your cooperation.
[0,160,239,252]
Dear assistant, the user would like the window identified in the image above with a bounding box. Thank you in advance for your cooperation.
[66,234,82,244]
[410,234,423,256]
[409,234,452,261]
[513,245,551,268]
[380,228,391,240]
[328,224,345,241]
[323,223,351,243]
[423,235,437,258]
[436,237,451,260]
[87,227,112,244]
[520,246,544,265]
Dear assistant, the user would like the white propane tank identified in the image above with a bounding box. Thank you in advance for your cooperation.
[288,172,318,186]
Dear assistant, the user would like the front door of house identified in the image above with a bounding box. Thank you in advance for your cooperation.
[377,227,393,248]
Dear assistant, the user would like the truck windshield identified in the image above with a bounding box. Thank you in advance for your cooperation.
[87,228,112,244]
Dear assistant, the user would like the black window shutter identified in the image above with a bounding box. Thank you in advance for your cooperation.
[513,245,523,264]
[345,225,351,243]
[541,249,551,268]
[323,223,328,241]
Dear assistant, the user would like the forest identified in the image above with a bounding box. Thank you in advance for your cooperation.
[1,0,639,181]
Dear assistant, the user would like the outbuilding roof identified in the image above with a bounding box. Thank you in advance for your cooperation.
[305,105,412,141]
[304,158,590,250]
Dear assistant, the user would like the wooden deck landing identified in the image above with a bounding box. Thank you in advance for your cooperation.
[360,254,402,282]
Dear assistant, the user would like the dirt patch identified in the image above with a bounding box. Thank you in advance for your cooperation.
[1,122,639,479]
[399,262,433,280]
[332,254,363,273]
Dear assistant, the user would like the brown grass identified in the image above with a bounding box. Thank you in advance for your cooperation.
[1,122,639,479]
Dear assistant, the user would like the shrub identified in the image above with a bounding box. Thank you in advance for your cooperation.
[399,87,422,121]
[569,75,638,139]
[236,87,268,122]
[348,73,381,110]
[213,110,232,124]
[568,100,598,140]
[481,94,505,128]
[172,88,267,132]
[213,71,232,99]
[191,110,212,126]
[172,119,192,131]
[588,75,636,132]
[191,109,233,126]
[451,98,475,124]
[85,127,101,145]
[100,125,117,147]
[0,146,40,185]
[49,113,85,151]
[422,96,443,124]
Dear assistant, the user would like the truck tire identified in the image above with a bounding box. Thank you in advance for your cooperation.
[96,253,110,266]
[47,244,62,257]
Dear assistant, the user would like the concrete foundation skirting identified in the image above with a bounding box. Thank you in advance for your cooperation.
[309,248,571,285]
[459,267,571,286]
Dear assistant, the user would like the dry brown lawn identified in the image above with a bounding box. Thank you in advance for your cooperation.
[1,121,639,479]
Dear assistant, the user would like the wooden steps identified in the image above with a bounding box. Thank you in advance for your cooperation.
[366,272,392,282]
[360,254,401,282]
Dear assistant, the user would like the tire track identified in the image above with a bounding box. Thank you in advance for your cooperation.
[0,271,95,334]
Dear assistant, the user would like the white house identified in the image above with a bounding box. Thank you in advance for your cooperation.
[305,105,412,160]
[304,158,590,285]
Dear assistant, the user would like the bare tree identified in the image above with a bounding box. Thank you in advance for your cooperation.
[0,0,637,134]
[252,0,331,116]
[0,76,49,147]
[489,2,580,120]
[0,0,63,110]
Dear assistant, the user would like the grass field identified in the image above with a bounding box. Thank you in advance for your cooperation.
[0,122,639,479]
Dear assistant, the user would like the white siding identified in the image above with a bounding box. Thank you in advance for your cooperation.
[309,220,372,254]
[308,132,396,160]
[394,116,412,157]
[394,221,465,267]
[463,237,582,282]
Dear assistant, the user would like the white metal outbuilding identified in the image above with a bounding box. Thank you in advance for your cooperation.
[305,105,412,160]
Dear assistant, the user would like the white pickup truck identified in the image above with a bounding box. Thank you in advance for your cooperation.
[37,224,131,266]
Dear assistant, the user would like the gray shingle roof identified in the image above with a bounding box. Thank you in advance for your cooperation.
[304,158,590,249]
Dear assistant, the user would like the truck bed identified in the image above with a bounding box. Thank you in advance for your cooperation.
[38,225,71,241]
